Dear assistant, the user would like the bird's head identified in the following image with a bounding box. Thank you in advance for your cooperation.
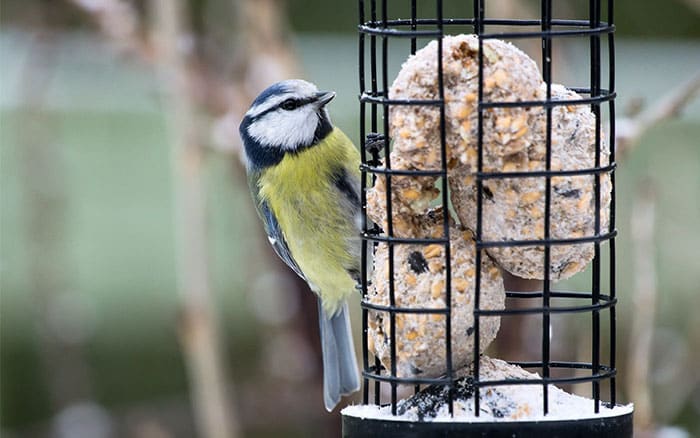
[240,79,336,169]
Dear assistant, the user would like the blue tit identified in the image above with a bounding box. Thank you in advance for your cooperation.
[239,79,361,411]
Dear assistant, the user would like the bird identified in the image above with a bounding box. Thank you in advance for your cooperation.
[239,79,362,411]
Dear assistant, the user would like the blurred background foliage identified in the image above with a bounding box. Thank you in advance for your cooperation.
[1,1,699,437]
[3,0,700,36]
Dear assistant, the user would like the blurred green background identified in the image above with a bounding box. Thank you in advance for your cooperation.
[2,1,700,437]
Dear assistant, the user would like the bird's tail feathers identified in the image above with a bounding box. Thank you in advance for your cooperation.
[318,300,360,412]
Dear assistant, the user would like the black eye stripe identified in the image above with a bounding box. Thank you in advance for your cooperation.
[279,96,316,111]
[249,96,318,120]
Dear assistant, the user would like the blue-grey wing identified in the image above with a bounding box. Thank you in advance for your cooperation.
[259,200,306,281]
[331,167,363,284]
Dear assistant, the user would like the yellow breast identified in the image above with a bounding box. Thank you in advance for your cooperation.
[258,128,360,314]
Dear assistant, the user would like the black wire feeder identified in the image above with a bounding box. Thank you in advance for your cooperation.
[344,0,632,436]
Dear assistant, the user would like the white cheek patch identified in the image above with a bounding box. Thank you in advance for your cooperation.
[247,107,319,150]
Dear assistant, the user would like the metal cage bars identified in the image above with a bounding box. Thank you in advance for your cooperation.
[358,0,616,417]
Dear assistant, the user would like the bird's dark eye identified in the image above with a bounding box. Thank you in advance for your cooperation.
[280,99,298,111]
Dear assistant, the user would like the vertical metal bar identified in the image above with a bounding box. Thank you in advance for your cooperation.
[359,1,366,97]
[410,0,417,54]
[541,0,553,416]
[435,0,453,417]
[589,0,602,414]
[380,0,399,416]
[607,0,617,407]
[369,0,381,406]
[473,0,484,35]
[370,0,378,135]
[358,0,370,406]
[472,0,485,418]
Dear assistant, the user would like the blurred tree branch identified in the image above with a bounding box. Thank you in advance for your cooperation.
[17,2,97,429]
[678,0,700,15]
[617,70,699,436]
[65,0,299,156]
[617,71,700,159]
[68,0,153,58]
[149,1,240,437]
[627,181,657,434]
[64,0,339,435]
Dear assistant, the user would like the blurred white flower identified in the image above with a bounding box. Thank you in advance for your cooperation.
[51,402,114,438]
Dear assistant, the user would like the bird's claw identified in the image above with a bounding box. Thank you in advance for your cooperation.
[364,133,385,166]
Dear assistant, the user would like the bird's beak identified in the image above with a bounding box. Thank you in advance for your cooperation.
[314,91,336,107]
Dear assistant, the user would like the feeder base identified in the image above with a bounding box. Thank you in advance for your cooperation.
[342,409,633,438]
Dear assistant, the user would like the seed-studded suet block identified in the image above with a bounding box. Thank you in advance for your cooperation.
[366,208,505,378]
[367,34,611,281]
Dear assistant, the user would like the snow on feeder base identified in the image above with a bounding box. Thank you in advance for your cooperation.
[342,357,633,437]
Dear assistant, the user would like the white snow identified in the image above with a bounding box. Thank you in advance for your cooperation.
[342,357,633,423]
[343,397,633,423]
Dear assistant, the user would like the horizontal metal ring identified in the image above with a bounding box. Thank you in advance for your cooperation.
[475,297,617,316]
[361,371,454,386]
[361,301,451,314]
[361,293,615,316]
[476,230,617,248]
[361,163,615,178]
[360,164,446,176]
[359,91,616,107]
[480,25,615,40]
[474,367,616,387]
[361,18,611,29]
[479,91,615,108]
[478,162,616,179]
[505,290,613,300]
[358,26,442,38]
[361,234,450,245]
[511,361,613,371]
[361,362,615,387]
[358,19,614,39]
[360,93,442,106]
